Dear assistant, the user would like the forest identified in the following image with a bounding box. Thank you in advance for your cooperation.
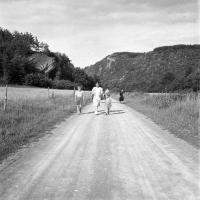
[0,27,95,90]
[85,45,200,92]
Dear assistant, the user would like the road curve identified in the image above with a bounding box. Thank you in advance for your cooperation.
[0,100,199,200]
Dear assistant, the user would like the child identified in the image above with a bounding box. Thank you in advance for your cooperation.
[105,89,112,115]
[75,85,84,114]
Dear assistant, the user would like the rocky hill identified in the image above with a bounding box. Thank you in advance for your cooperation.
[0,27,95,89]
[28,53,55,73]
[85,45,200,92]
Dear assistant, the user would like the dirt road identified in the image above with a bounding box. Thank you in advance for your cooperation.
[0,100,199,200]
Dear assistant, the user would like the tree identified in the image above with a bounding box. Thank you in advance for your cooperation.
[2,53,11,83]
[72,67,95,90]
[0,27,95,89]
[159,72,176,91]
[9,55,26,84]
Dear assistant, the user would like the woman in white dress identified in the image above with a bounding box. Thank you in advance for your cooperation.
[92,82,103,115]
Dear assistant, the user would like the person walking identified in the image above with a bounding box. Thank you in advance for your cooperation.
[104,88,112,115]
[92,82,103,115]
[119,89,125,103]
[75,85,84,114]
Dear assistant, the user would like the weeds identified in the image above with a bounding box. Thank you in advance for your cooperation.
[0,88,91,160]
[124,92,199,148]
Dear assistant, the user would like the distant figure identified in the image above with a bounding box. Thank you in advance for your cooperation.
[75,85,84,114]
[105,89,112,115]
[119,89,125,103]
[92,82,103,115]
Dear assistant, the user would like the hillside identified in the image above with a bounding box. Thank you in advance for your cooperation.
[0,27,95,89]
[28,53,55,73]
[85,45,200,92]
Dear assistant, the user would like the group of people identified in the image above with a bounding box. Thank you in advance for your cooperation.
[74,82,124,115]
[91,82,112,115]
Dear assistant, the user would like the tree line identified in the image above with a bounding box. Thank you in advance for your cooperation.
[85,46,200,92]
[0,27,96,90]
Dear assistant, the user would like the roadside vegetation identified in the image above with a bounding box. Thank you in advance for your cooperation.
[0,87,92,161]
[123,92,199,148]
[0,27,96,90]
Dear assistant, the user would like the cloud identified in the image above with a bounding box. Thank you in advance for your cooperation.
[0,0,198,67]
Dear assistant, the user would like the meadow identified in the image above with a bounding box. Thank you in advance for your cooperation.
[0,86,91,160]
[123,92,199,148]
[0,86,73,100]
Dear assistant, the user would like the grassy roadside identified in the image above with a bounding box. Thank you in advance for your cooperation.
[0,91,91,161]
[116,92,199,148]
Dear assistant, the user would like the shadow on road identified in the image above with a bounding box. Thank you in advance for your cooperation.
[81,111,94,115]
[96,109,125,115]
[81,109,125,115]
[110,110,125,115]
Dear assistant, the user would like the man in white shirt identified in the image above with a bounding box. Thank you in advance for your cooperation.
[92,82,103,115]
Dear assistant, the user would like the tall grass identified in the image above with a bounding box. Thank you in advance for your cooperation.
[124,92,199,148]
[0,86,73,100]
[0,88,91,160]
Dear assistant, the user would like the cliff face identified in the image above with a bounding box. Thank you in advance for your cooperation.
[28,53,55,74]
[85,45,200,92]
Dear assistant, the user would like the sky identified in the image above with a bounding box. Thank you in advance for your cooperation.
[0,0,199,67]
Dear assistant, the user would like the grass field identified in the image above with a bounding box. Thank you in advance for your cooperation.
[0,86,73,100]
[118,92,199,148]
[0,86,91,161]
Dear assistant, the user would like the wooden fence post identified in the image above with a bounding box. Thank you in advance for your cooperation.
[73,87,76,106]
[52,90,54,99]
[4,85,8,111]
[52,91,56,110]
[48,87,50,99]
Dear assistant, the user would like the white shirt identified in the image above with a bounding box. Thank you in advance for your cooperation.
[92,87,103,99]
[75,90,83,98]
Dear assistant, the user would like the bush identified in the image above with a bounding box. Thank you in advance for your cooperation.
[25,73,52,88]
[52,80,75,89]
[25,74,77,89]
[0,78,6,85]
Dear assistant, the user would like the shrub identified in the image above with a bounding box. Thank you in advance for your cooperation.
[52,80,75,89]
[25,73,52,88]
[25,74,77,89]
[0,78,6,85]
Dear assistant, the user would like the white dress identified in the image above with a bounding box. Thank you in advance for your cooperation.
[92,87,103,107]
